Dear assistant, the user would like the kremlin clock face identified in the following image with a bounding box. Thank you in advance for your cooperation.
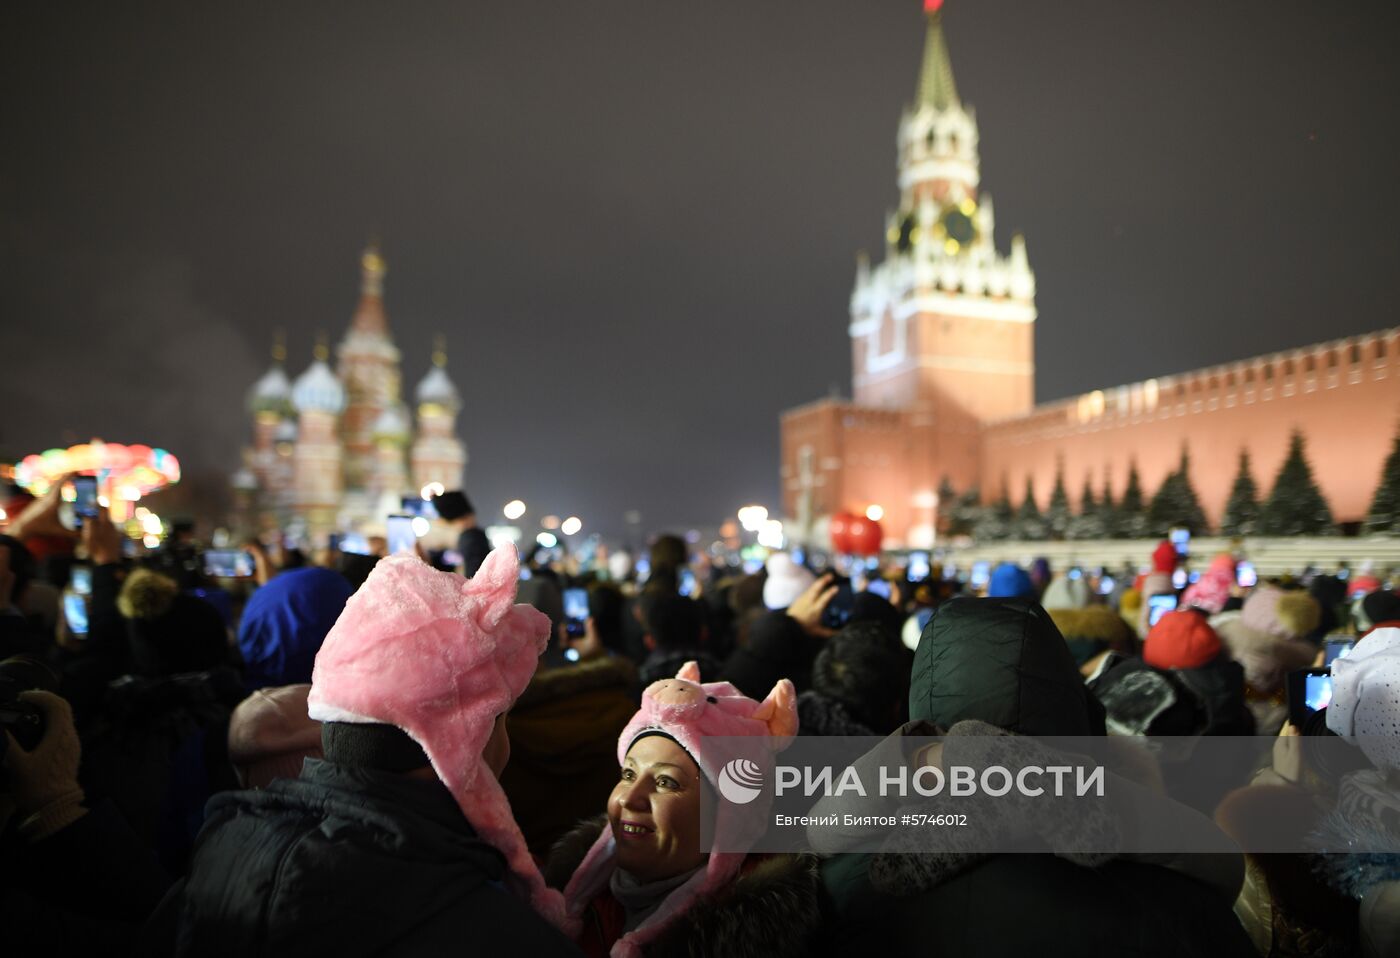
[938,206,976,248]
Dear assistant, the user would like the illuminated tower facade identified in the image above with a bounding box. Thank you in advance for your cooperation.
[852,0,1036,424]
[337,245,403,492]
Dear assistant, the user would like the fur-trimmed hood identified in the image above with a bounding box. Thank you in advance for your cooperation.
[547,817,828,958]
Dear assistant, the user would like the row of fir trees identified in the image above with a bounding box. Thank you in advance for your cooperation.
[940,430,1400,542]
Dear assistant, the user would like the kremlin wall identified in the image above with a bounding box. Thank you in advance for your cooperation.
[780,5,1400,550]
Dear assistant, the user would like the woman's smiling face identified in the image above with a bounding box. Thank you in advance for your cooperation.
[608,734,707,883]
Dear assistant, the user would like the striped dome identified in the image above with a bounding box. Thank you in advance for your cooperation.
[248,364,293,416]
[415,365,460,411]
[291,359,345,414]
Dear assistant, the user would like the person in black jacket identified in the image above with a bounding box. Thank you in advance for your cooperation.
[147,549,580,957]
[147,723,579,957]
[808,597,1255,958]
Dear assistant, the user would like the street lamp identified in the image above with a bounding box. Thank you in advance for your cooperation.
[503,499,526,521]
[561,516,582,536]
[737,505,768,533]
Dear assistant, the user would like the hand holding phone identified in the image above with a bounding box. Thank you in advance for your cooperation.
[820,579,856,631]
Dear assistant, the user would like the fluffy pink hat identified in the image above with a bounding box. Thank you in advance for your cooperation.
[306,548,570,932]
[563,661,797,958]
[1180,554,1236,614]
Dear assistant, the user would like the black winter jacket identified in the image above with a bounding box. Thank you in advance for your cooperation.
[148,759,580,957]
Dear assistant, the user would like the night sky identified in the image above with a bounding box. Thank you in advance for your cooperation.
[4,0,1399,540]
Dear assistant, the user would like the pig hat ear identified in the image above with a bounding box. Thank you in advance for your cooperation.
[675,660,703,683]
[749,678,798,742]
[467,545,520,630]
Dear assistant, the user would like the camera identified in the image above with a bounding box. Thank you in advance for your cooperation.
[0,656,60,761]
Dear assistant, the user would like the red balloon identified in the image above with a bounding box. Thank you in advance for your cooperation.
[828,511,856,554]
[847,516,884,556]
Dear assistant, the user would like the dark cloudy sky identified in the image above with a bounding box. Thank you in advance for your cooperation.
[4,0,1398,540]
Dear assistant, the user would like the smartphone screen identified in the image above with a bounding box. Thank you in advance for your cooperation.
[72,475,98,523]
[401,496,439,520]
[203,549,256,578]
[385,516,417,556]
[1304,672,1334,712]
[1324,638,1355,667]
[1172,569,1188,590]
[1098,575,1116,595]
[1236,561,1257,588]
[63,591,89,636]
[907,552,931,584]
[1170,528,1190,556]
[563,587,588,638]
[866,579,892,600]
[1147,592,1178,627]
[679,569,697,597]
[69,566,93,595]
[970,561,990,590]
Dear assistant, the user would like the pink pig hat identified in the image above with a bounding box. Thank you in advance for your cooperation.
[563,661,798,958]
[307,547,571,933]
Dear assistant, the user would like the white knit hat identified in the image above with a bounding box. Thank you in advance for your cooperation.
[1328,626,1400,771]
[762,552,816,610]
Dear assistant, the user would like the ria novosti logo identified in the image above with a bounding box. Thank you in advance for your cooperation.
[717,758,765,804]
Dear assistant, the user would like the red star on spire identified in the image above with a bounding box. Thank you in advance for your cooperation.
[925,0,944,12]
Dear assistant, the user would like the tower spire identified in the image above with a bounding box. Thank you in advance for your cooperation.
[348,242,391,337]
[917,1,960,112]
[271,328,286,364]
[361,242,386,297]
[432,333,447,368]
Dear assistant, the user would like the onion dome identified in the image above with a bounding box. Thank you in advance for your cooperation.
[248,333,295,417]
[415,336,460,413]
[371,403,412,445]
[292,341,345,415]
[248,364,294,417]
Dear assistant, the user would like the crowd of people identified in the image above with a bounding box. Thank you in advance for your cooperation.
[2,476,1398,956]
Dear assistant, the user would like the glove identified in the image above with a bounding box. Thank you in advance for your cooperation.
[3,690,86,840]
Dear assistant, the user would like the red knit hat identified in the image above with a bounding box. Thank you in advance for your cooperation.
[1143,610,1222,670]
[1151,540,1178,574]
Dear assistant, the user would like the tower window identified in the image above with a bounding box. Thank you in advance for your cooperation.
[1350,344,1361,364]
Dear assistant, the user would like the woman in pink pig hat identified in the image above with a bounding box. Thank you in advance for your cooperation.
[549,661,826,957]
